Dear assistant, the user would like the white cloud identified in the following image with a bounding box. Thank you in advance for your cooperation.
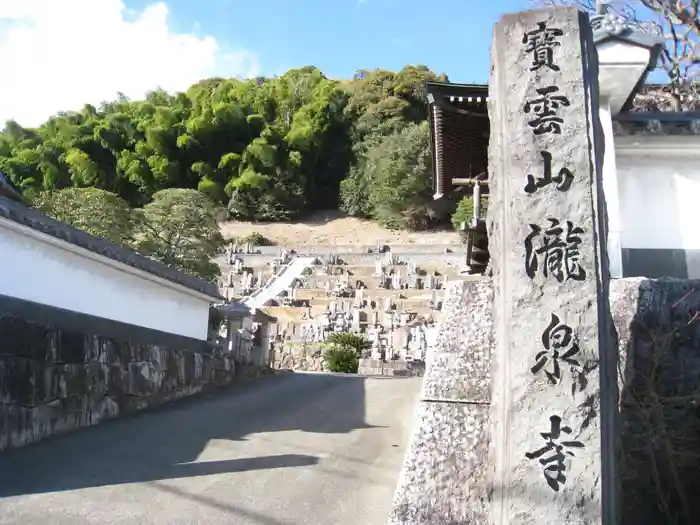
[0,0,260,127]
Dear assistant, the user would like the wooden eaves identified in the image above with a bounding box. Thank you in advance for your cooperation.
[425,81,491,200]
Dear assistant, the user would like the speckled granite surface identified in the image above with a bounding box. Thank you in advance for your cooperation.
[388,279,492,525]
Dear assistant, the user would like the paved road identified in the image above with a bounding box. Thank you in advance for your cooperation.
[0,372,421,525]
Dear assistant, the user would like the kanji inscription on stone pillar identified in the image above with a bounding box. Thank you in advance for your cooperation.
[486,7,618,525]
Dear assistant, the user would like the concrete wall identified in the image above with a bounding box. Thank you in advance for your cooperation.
[615,137,700,279]
[390,277,700,525]
[0,217,213,341]
[0,296,237,452]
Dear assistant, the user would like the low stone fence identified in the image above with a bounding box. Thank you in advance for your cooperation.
[389,277,700,525]
[0,297,239,453]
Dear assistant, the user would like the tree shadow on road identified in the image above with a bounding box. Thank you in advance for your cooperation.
[0,372,386,497]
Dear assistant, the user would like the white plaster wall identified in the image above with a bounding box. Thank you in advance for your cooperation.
[616,155,700,251]
[599,104,623,278]
[1,221,213,340]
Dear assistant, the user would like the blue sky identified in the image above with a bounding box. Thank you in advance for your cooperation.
[126,0,531,83]
[0,0,666,127]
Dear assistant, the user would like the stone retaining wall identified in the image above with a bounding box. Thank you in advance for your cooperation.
[271,344,326,372]
[389,277,700,525]
[358,359,426,377]
[0,314,238,452]
[389,278,492,524]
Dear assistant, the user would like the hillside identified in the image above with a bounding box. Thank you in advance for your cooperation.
[220,210,460,247]
[0,65,449,233]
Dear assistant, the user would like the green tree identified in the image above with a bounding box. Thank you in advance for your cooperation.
[1,64,454,227]
[358,122,433,229]
[340,66,446,222]
[451,195,489,231]
[133,189,225,280]
[35,188,136,246]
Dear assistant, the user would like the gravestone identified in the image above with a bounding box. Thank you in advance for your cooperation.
[355,287,365,307]
[352,308,361,332]
[487,7,617,525]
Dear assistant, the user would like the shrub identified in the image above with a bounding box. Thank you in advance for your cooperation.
[323,346,360,373]
[325,333,371,354]
[451,194,489,231]
[238,232,274,246]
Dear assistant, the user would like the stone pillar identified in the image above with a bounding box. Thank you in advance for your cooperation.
[486,7,617,525]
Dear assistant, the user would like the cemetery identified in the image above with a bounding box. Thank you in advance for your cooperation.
[213,240,468,374]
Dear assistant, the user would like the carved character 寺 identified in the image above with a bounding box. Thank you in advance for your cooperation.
[525,415,585,492]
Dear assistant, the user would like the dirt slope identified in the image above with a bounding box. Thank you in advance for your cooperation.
[219,211,459,247]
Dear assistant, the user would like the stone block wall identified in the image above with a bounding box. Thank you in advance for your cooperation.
[0,310,237,452]
[390,277,700,525]
[611,278,700,525]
